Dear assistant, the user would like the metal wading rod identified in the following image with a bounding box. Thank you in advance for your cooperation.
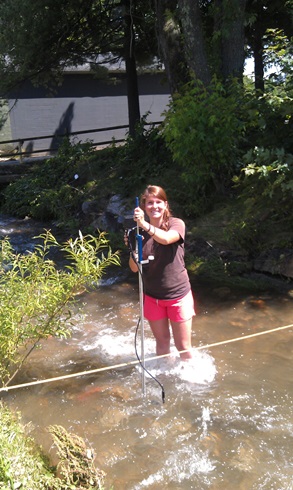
[1,323,292,394]
[135,196,146,396]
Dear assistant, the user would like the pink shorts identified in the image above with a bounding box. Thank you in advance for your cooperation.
[144,290,195,322]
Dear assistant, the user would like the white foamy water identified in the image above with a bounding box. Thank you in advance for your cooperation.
[78,320,217,389]
[143,349,217,385]
[2,243,292,490]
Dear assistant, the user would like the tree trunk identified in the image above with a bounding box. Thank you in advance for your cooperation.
[250,4,265,93]
[125,53,141,136]
[123,0,140,136]
[214,0,247,82]
[155,0,189,95]
[178,0,211,86]
[253,32,265,93]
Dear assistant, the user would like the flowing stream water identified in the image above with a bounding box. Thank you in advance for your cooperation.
[1,215,293,489]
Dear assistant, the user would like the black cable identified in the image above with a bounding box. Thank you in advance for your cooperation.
[126,228,165,403]
[134,316,165,404]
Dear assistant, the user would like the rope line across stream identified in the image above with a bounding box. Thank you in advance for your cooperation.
[1,323,292,393]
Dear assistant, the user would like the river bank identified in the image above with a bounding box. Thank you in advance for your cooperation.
[89,193,293,296]
[0,141,292,295]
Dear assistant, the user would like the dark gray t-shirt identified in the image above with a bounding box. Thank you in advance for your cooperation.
[142,217,191,300]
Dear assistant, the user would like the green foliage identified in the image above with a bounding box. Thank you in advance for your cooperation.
[0,230,120,387]
[162,78,245,215]
[0,0,120,94]
[241,30,292,153]
[117,118,173,196]
[0,100,8,133]
[234,147,293,215]
[1,139,95,227]
[228,147,293,252]
[48,425,105,489]
[0,402,60,489]
[242,88,293,153]
[225,214,268,254]
[0,403,105,489]
[0,132,173,232]
[263,28,293,88]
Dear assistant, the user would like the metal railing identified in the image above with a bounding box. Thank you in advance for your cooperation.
[0,121,163,162]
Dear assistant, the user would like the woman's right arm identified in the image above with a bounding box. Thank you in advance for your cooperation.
[124,230,138,272]
[129,253,138,272]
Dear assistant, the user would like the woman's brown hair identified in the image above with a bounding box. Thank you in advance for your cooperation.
[140,185,171,230]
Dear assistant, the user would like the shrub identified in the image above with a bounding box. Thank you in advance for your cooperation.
[1,139,95,226]
[0,230,120,386]
[242,90,293,153]
[162,78,245,215]
[117,117,173,197]
[234,147,293,218]
[227,147,293,252]
[0,402,60,489]
[0,403,106,489]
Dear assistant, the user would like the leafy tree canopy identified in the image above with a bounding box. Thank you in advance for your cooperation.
[0,0,158,95]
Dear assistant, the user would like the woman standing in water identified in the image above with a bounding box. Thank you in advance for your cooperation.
[128,185,195,360]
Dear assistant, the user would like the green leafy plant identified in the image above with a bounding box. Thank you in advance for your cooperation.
[0,402,106,489]
[228,147,293,252]
[263,28,293,89]
[0,230,120,387]
[0,402,61,489]
[162,78,245,215]
[117,117,173,196]
[242,90,293,153]
[234,147,293,214]
[48,425,105,489]
[2,139,95,226]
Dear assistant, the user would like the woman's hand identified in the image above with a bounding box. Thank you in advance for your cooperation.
[133,206,146,228]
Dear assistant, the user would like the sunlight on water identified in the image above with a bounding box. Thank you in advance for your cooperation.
[142,349,217,386]
[80,327,136,357]
[0,218,291,490]
[136,446,216,489]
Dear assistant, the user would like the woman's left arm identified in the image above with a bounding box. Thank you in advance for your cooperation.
[148,225,181,245]
[134,207,183,245]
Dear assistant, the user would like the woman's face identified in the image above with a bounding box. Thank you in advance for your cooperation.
[144,195,167,220]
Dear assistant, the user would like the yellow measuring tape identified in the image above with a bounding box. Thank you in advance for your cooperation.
[1,323,292,393]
